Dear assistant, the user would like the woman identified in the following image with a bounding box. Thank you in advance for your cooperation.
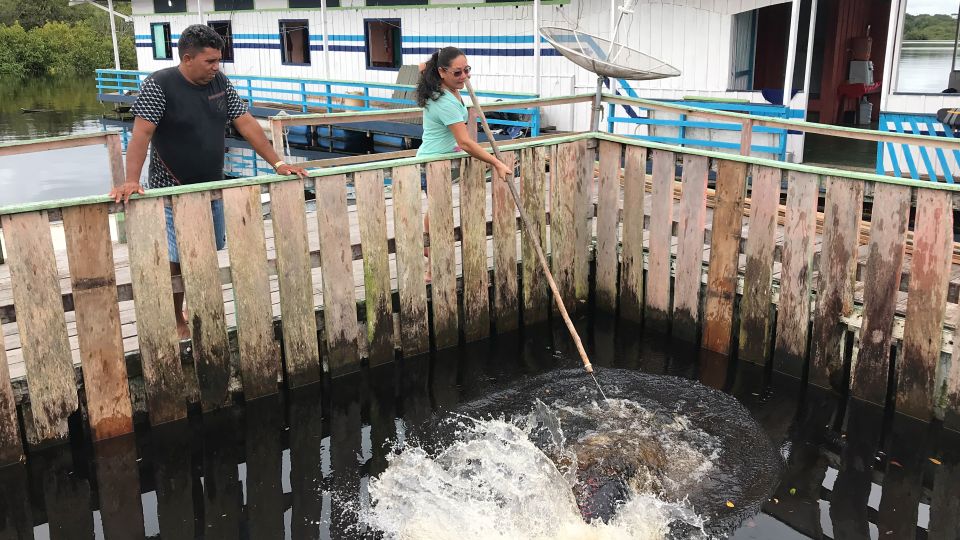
[416,47,511,281]
[416,46,511,177]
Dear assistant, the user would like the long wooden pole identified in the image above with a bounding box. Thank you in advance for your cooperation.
[463,79,601,386]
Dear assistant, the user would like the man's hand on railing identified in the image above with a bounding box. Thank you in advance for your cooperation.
[110,181,145,204]
[274,162,309,179]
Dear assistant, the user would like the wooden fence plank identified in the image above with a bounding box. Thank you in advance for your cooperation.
[898,190,952,420]
[574,139,593,310]
[125,198,186,424]
[316,176,361,376]
[172,191,232,411]
[701,160,747,355]
[354,170,395,366]
[772,172,819,378]
[672,154,709,342]
[1,211,77,443]
[460,158,490,342]
[551,143,577,312]
[852,182,911,406]
[493,151,519,332]
[949,310,960,430]
[269,179,321,387]
[619,146,647,324]
[810,178,864,390]
[427,160,460,349]
[521,146,548,324]
[595,140,621,313]
[0,333,21,465]
[62,203,132,440]
[222,186,279,399]
[646,149,675,331]
[737,166,781,365]
[392,165,429,356]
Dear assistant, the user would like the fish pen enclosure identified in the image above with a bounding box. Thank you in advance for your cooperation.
[2,96,960,467]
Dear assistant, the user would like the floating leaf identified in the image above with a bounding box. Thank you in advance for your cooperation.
[789,487,797,495]
[929,457,942,465]
[725,500,735,508]
[890,459,903,468]
[772,498,780,504]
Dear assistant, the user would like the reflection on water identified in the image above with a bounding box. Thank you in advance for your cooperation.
[0,319,958,539]
[897,46,960,93]
[0,76,115,206]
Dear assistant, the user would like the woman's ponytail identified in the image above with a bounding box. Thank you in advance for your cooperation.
[415,47,464,107]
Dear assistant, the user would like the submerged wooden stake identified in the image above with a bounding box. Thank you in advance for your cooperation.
[464,80,597,377]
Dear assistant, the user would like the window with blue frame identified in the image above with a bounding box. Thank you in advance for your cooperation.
[208,21,234,62]
[280,20,311,65]
[151,22,173,60]
[365,19,402,70]
[213,0,254,10]
[153,0,186,13]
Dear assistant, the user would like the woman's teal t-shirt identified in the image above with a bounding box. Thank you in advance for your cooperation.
[417,89,468,157]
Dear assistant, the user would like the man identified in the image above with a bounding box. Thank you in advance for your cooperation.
[110,24,307,339]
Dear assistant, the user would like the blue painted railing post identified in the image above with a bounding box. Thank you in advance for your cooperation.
[325,83,332,112]
[300,82,308,112]
[364,87,371,111]
[532,108,541,137]
[607,102,615,133]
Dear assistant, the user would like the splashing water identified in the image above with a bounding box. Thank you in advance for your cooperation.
[362,369,782,539]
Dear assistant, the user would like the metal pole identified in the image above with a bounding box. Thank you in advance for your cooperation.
[107,0,120,70]
[197,0,203,23]
[534,0,541,96]
[590,76,604,132]
[952,0,960,72]
[608,0,618,102]
[321,0,331,79]
[782,0,802,106]
[798,0,818,162]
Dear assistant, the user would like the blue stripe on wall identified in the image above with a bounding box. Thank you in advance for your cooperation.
[403,47,561,56]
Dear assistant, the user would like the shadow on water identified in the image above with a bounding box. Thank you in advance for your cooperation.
[1,315,959,539]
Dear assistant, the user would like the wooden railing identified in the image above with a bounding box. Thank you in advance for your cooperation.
[3,108,960,463]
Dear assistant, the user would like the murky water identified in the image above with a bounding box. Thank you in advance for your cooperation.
[0,316,956,539]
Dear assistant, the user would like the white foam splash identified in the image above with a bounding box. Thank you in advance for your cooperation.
[364,400,715,540]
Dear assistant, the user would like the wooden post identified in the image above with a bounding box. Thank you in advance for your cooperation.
[426,161,460,349]
[594,140,621,313]
[551,143,578,312]
[619,146,646,324]
[672,154,709,342]
[701,160,747,355]
[355,170,395,366]
[0,331,22,465]
[460,157,491,342]
[106,133,127,244]
[315,175,361,376]
[270,118,285,159]
[740,119,754,156]
[392,165,429,356]
[492,151,519,332]
[521,146,548,324]
[646,149,675,331]
[63,203,133,440]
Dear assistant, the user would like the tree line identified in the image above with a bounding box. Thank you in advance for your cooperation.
[0,0,137,78]
[903,13,960,41]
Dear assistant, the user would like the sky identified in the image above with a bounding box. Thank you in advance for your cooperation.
[907,0,960,15]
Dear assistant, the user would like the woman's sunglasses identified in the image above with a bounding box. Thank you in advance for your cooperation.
[441,66,472,78]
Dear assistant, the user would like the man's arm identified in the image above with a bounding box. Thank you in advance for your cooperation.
[232,112,307,178]
[110,116,154,203]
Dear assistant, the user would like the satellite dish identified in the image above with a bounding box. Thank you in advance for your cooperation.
[540,0,680,131]
[539,27,680,81]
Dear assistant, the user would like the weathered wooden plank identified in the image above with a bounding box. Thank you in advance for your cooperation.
[948,307,960,431]
[701,160,747,355]
[172,191,231,411]
[551,143,577,311]
[646,149,675,331]
[810,178,864,390]
[1,211,77,443]
[315,176,361,376]
[0,332,21,465]
[460,158,490,342]
[492,151,519,332]
[62,204,132,440]
[619,146,647,324]
[772,172,819,378]
[852,182,911,406]
[269,180,321,387]
[898,190,952,420]
[521,146,548,324]
[222,186,279,399]
[427,160,459,349]
[392,165,429,356]
[125,198,186,424]
[672,154,709,342]
[354,170,395,365]
[595,140,621,313]
[737,166,781,365]
[574,139,593,311]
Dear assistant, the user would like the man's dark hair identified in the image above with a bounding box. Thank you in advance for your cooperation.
[177,24,224,59]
